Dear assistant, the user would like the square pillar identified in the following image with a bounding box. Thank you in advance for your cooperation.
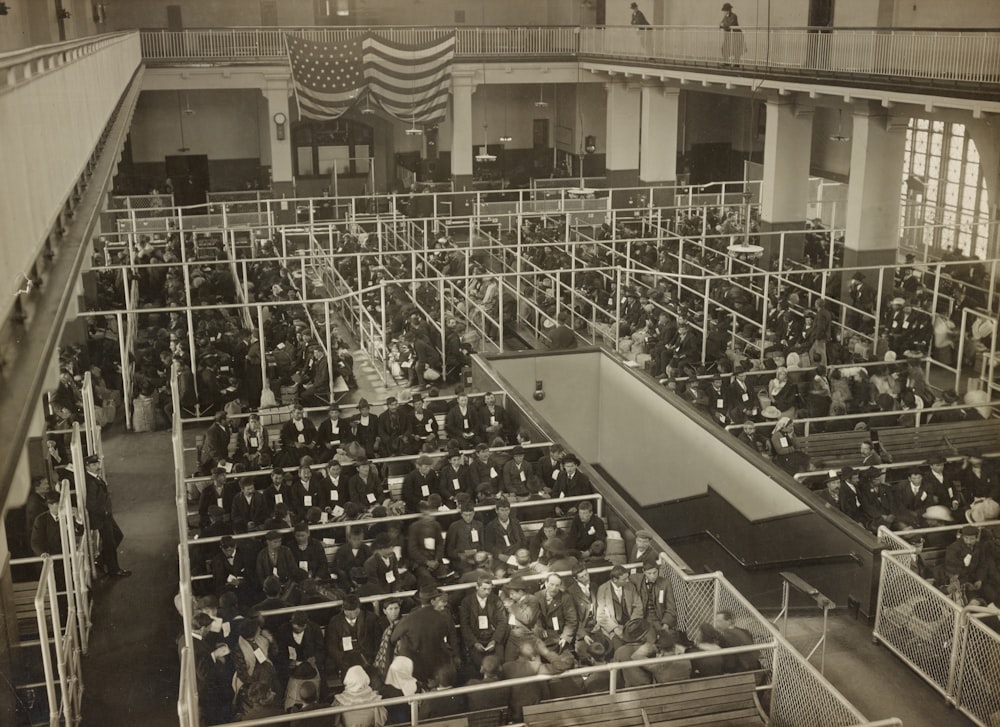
[760,96,813,225]
[639,82,679,189]
[264,85,293,196]
[844,103,907,268]
[450,73,476,190]
[605,81,641,190]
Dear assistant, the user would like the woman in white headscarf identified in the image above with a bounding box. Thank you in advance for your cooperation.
[333,666,387,727]
[381,655,419,725]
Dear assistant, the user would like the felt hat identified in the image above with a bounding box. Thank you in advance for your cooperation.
[622,619,652,643]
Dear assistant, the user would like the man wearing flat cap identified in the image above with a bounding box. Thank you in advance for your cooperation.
[210,535,252,602]
[459,575,508,673]
[501,444,534,501]
[401,454,439,513]
[84,454,131,577]
[533,572,578,651]
[391,586,458,681]
[255,530,297,587]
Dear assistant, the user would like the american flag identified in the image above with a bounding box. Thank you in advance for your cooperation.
[364,33,455,127]
[285,34,365,120]
[285,32,455,126]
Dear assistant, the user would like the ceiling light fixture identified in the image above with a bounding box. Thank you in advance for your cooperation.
[404,112,422,135]
[534,85,548,108]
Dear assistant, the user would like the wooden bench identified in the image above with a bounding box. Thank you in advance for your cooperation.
[414,706,506,727]
[13,580,43,640]
[799,419,1000,469]
[523,673,761,727]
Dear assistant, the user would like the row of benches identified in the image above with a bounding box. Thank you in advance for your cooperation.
[408,673,763,727]
[797,418,1000,470]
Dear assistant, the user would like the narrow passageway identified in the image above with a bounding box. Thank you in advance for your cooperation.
[80,429,179,727]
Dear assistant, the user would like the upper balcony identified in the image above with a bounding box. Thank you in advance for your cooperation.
[138,25,1000,102]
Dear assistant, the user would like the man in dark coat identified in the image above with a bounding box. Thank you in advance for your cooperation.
[390,586,459,682]
[84,454,131,576]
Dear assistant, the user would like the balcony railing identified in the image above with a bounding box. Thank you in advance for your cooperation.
[139,26,579,62]
[139,26,1000,90]
[580,26,1000,86]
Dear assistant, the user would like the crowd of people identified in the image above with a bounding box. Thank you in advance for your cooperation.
[26,200,996,726]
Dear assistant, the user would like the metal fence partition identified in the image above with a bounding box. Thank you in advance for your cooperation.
[954,612,1000,726]
[770,641,871,727]
[875,550,960,696]
[874,522,1000,726]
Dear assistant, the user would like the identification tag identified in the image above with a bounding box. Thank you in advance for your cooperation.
[332,505,345,517]
[478,615,489,630]
[423,537,436,550]
[490,467,498,478]
[426,421,434,433]
[519,471,526,482]
[421,485,430,497]
[249,437,259,449]
[386,571,396,584]
[551,470,559,481]
[658,590,665,604]
[297,434,305,444]
[288,646,297,660]
[366,492,376,504]
[303,495,312,507]
[342,637,353,652]
[471,529,480,543]
[330,490,338,501]
[253,648,267,664]
[274,493,283,504]
[552,617,560,630]
[779,437,789,448]
[216,497,224,509]
[503,535,511,547]
[298,560,308,572]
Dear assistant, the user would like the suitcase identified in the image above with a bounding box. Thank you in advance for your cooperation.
[132,395,155,432]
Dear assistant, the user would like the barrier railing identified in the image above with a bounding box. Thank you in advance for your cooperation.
[137,25,1000,88]
[874,521,1000,726]
[580,26,1000,86]
[139,26,579,62]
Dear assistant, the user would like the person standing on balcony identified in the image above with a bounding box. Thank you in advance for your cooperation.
[720,3,745,67]
[630,2,649,26]
[630,2,651,56]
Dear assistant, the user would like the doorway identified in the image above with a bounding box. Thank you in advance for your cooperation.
[165,155,210,207]
[166,5,183,32]
[261,1,278,26]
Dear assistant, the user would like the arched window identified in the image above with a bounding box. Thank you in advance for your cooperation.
[900,119,992,259]
[292,118,373,178]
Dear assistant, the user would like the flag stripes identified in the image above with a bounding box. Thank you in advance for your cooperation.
[285,32,455,126]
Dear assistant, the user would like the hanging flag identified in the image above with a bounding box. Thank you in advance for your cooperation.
[284,32,456,126]
[285,34,365,120]
[364,33,456,127]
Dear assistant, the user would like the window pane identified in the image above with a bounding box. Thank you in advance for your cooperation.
[354,146,371,174]
[317,145,351,175]
[296,148,314,175]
